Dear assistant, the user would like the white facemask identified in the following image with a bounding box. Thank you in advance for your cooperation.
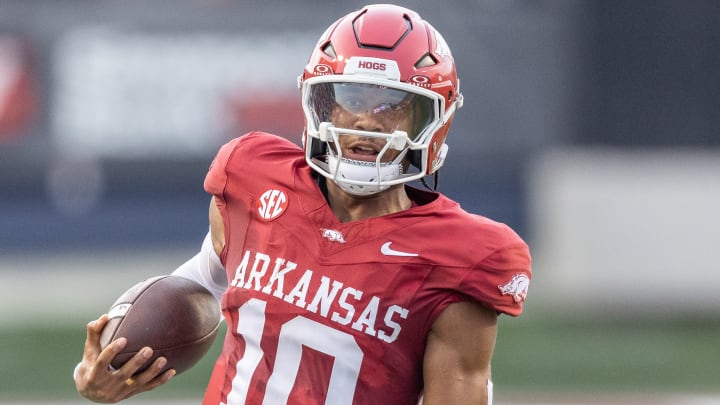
[326,154,402,196]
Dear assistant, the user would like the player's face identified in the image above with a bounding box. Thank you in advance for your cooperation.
[329,85,415,163]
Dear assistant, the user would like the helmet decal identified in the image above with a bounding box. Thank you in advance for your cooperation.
[344,57,401,81]
[409,75,431,88]
[433,29,452,58]
[313,64,334,75]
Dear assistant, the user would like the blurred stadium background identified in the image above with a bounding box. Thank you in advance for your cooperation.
[1,0,719,403]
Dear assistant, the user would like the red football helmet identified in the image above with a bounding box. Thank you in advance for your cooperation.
[299,4,463,195]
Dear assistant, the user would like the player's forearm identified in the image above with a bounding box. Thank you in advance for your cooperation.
[422,379,492,405]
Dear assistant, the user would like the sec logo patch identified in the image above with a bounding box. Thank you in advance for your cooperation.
[257,189,288,221]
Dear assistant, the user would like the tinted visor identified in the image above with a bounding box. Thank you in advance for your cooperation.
[307,82,435,140]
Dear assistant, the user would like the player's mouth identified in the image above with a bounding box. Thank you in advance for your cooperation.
[345,142,382,162]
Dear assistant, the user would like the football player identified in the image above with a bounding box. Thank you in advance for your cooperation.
[74,4,531,405]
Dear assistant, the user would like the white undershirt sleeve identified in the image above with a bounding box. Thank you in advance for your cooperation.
[487,379,493,405]
[171,231,227,303]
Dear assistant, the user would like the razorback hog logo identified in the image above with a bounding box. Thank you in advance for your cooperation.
[321,228,346,244]
[358,61,386,71]
[498,273,530,303]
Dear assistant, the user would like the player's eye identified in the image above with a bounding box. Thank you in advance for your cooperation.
[372,102,405,114]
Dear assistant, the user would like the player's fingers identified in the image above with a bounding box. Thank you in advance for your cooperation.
[76,335,130,403]
[92,336,127,375]
[117,357,174,397]
[131,357,175,390]
[140,368,177,393]
[83,314,109,359]
[132,355,168,381]
[114,346,154,378]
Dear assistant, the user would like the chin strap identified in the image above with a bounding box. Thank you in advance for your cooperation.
[419,171,440,191]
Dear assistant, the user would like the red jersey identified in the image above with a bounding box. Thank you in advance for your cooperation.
[202,133,531,405]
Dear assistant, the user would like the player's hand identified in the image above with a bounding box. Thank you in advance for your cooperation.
[74,314,176,403]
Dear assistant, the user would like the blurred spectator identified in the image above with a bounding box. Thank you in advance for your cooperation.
[0,37,36,140]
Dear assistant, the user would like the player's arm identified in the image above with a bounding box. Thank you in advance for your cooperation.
[208,196,226,256]
[171,197,227,301]
[421,300,498,405]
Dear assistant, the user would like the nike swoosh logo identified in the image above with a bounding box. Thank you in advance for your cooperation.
[381,242,419,257]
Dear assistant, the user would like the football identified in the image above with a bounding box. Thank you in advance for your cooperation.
[99,275,221,376]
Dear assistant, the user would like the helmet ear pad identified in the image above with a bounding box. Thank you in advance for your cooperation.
[421,122,452,175]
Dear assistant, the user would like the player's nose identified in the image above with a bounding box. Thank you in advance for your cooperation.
[352,112,386,133]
